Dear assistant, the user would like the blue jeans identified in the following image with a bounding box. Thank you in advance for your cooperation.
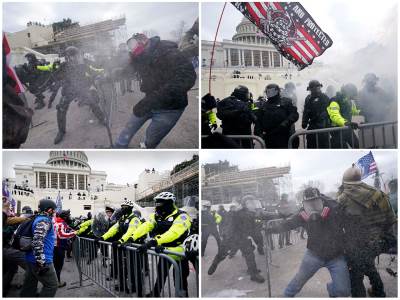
[284,249,351,297]
[115,109,184,148]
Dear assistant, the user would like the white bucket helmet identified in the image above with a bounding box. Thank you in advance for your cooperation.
[122,198,134,207]
[154,192,176,203]
[183,234,199,252]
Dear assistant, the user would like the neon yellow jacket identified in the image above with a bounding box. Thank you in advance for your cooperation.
[101,213,140,242]
[207,111,217,126]
[132,208,191,246]
[76,219,93,236]
[37,64,55,72]
[213,212,222,224]
[327,100,360,127]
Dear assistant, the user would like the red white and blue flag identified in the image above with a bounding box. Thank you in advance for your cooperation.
[356,151,378,179]
[55,191,63,213]
[231,2,333,70]
[3,33,25,93]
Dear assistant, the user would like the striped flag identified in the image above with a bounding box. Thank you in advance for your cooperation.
[55,191,63,213]
[3,33,25,93]
[356,151,378,180]
[232,2,333,70]
[2,180,16,213]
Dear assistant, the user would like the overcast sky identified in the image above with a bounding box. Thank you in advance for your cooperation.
[201,0,398,65]
[201,150,397,193]
[3,2,198,41]
[3,151,198,185]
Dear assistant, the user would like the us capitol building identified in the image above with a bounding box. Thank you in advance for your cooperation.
[201,17,321,99]
[3,151,171,217]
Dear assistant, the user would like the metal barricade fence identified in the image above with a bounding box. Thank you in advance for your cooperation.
[288,121,397,149]
[73,237,198,297]
[202,134,266,148]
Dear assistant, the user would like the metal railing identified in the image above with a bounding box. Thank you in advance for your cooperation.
[288,121,397,149]
[202,134,266,148]
[73,237,198,297]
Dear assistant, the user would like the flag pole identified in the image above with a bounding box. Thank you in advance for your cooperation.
[209,2,227,94]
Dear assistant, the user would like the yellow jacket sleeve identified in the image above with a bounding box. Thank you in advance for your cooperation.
[37,64,53,71]
[76,219,92,235]
[155,213,191,245]
[132,214,156,241]
[119,217,142,243]
[351,101,360,116]
[102,222,119,240]
[214,212,222,224]
[327,101,346,127]
[89,65,104,73]
[207,111,217,125]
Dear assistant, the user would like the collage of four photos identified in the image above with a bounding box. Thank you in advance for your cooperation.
[2,0,398,298]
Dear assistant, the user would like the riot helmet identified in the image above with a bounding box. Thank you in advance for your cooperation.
[342,164,362,184]
[307,80,323,96]
[265,83,280,99]
[232,85,250,102]
[65,46,83,65]
[154,192,176,216]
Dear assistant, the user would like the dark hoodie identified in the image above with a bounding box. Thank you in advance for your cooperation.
[126,36,196,115]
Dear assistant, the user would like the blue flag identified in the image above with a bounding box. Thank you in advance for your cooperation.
[356,151,378,180]
[55,191,63,213]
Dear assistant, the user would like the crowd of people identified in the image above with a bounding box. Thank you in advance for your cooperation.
[3,18,198,149]
[3,191,199,297]
[202,165,397,297]
[202,73,394,149]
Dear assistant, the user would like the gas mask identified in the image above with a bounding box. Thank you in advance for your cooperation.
[266,87,279,99]
[127,37,147,58]
[155,200,174,217]
[121,205,132,216]
[302,198,323,221]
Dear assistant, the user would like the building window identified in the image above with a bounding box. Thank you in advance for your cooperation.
[230,49,239,66]
[273,52,281,67]
[51,173,58,189]
[39,172,46,188]
[262,51,270,67]
[67,174,74,189]
[59,173,66,189]
[253,50,261,67]
[27,33,30,38]
[78,175,85,190]
[83,205,91,210]
[244,50,252,66]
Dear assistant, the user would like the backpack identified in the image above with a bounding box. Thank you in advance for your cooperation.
[11,217,37,252]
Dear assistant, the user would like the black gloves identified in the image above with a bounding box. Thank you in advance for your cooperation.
[211,123,218,131]
[137,239,158,253]
[345,121,359,129]
[112,240,122,247]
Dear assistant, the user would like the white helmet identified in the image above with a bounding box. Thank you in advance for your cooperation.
[154,192,176,202]
[122,198,134,207]
[183,234,199,252]
[202,200,211,208]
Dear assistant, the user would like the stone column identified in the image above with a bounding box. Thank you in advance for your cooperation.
[260,51,263,68]
[57,173,60,190]
[46,172,49,188]
[84,175,87,191]
[251,50,254,67]
[227,48,231,67]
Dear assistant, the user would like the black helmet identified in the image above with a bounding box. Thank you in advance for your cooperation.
[25,53,36,60]
[105,206,115,213]
[65,46,79,57]
[38,199,57,212]
[58,209,71,220]
[232,85,250,101]
[307,80,323,91]
[340,83,358,99]
[22,206,33,214]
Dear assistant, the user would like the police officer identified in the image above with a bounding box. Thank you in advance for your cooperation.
[201,201,222,257]
[44,46,107,144]
[359,73,392,123]
[97,199,142,294]
[337,165,396,297]
[207,195,267,283]
[217,85,257,148]
[301,80,331,148]
[255,84,299,148]
[201,93,218,136]
[131,192,192,297]
[327,83,360,148]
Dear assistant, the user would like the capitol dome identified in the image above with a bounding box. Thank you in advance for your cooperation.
[232,17,271,45]
[47,151,90,169]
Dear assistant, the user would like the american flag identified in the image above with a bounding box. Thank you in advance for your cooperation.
[2,180,16,214]
[55,191,63,213]
[3,33,24,93]
[231,2,333,70]
[356,151,378,180]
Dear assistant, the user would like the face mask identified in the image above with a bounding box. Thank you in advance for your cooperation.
[266,88,279,99]
[127,38,146,58]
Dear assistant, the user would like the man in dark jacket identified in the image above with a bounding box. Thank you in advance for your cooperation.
[114,33,196,148]
[255,84,299,148]
[267,187,351,297]
[20,199,58,297]
[301,80,331,148]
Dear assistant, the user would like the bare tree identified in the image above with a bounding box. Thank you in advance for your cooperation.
[170,20,187,42]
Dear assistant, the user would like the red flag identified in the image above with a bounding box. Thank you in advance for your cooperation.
[232,2,333,70]
[3,33,25,93]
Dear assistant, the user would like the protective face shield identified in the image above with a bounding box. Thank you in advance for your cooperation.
[92,212,109,238]
[244,199,263,212]
[266,87,279,99]
[121,205,133,215]
[127,37,147,58]
[155,199,174,216]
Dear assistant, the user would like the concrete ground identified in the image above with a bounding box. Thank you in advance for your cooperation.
[6,250,198,298]
[202,231,398,297]
[21,78,199,149]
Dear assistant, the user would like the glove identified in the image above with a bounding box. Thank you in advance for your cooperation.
[301,122,307,129]
[136,243,148,253]
[211,123,218,131]
[154,246,165,254]
[112,240,121,247]
[345,121,359,129]
[133,94,162,117]
[36,263,49,276]
[145,239,158,249]
[94,237,104,244]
